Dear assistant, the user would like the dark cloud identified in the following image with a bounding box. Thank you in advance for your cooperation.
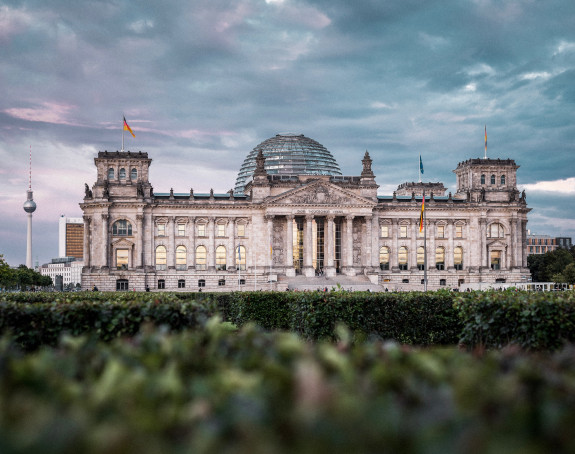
[0,0,574,265]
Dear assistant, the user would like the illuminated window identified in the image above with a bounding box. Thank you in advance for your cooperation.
[176,245,187,270]
[196,246,207,270]
[197,224,206,237]
[380,225,389,237]
[112,220,132,236]
[157,223,166,236]
[177,223,185,236]
[379,246,390,270]
[490,250,501,270]
[437,225,445,238]
[155,246,167,270]
[417,246,425,270]
[436,247,445,270]
[236,245,246,271]
[400,225,408,238]
[217,224,226,237]
[454,247,463,270]
[455,225,463,238]
[216,245,227,270]
[116,249,129,269]
[398,246,408,270]
[237,224,245,237]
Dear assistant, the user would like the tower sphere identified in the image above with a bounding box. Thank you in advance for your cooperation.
[234,133,342,193]
[23,190,36,213]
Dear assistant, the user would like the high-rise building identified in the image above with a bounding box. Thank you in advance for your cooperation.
[59,216,84,259]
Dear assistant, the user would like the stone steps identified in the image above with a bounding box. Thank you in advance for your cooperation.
[278,274,382,292]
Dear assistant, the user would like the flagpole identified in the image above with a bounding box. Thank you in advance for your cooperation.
[484,125,487,159]
[121,118,125,152]
[423,191,427,292]
[419,154,421,183]
[237,245,241,292]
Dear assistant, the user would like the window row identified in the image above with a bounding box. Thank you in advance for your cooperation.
[379,246,464,271]
[380,222,505,239]
[111,219,247,238]
[116,278,247,291]
[481,174,506,185]
[154,245,246,271]
[108,167,138,180]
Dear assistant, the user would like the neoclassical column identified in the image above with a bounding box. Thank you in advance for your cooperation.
[266,215,275,271]
[136,214,144,268]
[208,217,216,270]
[392,218,399,270]
[325,215,335,277]
[229,219,236,271]
[410,220,417,270]
[510,218,517,268]
[303,214,314,276]
[188,216,195,270]
[83,216,91,268]
[429,220,436,270]
[447,220,454,269]
[371,215,379,269]
[480,218,487,268]
[168,216,175,269]
[364,216,372,270]
[345,215,354,274]
[285,215,295,276]
[101,214,109,268]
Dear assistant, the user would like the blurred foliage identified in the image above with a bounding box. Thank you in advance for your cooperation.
[1,322,575,453]
[528,247,575,283]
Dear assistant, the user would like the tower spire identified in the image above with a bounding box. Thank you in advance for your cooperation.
[23,145,37,268]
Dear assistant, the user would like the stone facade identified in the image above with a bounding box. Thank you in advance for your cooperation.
[80,149,531,291]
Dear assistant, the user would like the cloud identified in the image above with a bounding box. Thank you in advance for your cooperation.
[521,178,575,194]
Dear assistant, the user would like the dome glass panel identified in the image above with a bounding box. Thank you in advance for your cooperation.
[234,134,342,193]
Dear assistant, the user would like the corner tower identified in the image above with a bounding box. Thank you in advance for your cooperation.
[453,158,520,202]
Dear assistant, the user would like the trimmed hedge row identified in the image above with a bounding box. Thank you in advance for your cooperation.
[2,290,575,350]
[218,290,462,344]
[455,290,575,350]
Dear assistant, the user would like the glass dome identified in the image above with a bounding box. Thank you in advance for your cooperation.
[234,133,342,193]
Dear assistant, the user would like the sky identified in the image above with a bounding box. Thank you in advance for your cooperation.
[1,0,574,267]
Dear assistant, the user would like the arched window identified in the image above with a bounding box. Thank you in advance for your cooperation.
[196,246,207,270]
[236,245,246,271]
[436,247,445,270]
[490,250,501,270]
[490,174,495,185]
[108,168,115,180]
[176,245,187,270]
[131,168,137,180]
[488,223,505,238]
[379,246,390,270]
[417,246,425,270]
[500,175,505,185]
[216,245,227,270]
[119,168,126,179]
[112,220,132,236]
[398,246,408,271]
[454,247,463,270]
[155,245,167,270]
[481,174,485,185]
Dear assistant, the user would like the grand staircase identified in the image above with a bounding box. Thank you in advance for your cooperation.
[278,274,382,292]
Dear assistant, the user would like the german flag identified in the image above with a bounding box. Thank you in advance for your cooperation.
[419,196,425,232]
[123,116,135,138]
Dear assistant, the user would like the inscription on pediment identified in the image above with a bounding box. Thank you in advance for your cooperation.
[285,185,349,206]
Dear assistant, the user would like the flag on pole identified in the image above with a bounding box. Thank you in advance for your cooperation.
[419,196,425,232]
[419,154,424,175]
[237,245,242,261]
[123,116,135,138]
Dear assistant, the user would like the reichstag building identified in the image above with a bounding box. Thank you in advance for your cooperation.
[80,133,531,291]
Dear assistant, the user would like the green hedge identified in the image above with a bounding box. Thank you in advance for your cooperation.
[1,324,575,453]
[455,290,575,350]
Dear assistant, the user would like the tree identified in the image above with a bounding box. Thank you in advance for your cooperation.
[0,255,16,289]
[528,248,574,282]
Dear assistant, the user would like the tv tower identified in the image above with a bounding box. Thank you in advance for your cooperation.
[23,146,36,268]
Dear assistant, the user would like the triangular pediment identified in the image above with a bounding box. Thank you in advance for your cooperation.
[265,180,375,208]
[111,238,135,248]
[486,239,507,248]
